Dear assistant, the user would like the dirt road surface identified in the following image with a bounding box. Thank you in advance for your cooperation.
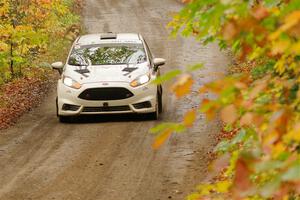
[0,0,229,199]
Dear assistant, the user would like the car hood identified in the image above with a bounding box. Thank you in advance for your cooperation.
[63,63,150,84]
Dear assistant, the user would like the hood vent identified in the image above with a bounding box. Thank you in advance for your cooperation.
[100,33,117,40]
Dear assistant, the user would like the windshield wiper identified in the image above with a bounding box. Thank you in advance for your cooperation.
[70,64,88,66]
[93,63,128,65]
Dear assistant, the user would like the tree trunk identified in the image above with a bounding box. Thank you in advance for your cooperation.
[10,36,14,78]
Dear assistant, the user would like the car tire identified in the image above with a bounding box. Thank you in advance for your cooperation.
[56,97,59,117]
[148,94,159,120]
[58,115,71,123]
[158,86,163,114]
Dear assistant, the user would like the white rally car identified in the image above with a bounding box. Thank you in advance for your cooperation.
[51,33,165,122]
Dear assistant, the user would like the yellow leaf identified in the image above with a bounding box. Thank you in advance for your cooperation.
[284,123,300,142]
[171,74,194,98]
[183,109,197,127]
[152,129,172,150]
[263,130,279,149]
[0,42,8,51]
[269,11,300,40]
[271,40,290,55]
[272,142,286,158]
[220,104,238,124]
[215,180,232,193]
[274,57,286,75]
[290,41,300,54]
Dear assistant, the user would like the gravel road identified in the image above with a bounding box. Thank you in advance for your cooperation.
[0,0,229,199]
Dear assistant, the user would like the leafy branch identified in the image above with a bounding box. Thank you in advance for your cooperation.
[152,0,300,199]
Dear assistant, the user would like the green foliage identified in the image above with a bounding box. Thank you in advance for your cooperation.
[251,60,275,79]
[150,122,186,135]
[151,69,182,84]
[186,63,204,72]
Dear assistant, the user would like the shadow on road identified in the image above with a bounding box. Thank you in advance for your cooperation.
[64,113,158,124]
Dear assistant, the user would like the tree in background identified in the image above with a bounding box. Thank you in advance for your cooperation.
[0,0,79,83]
[152,0,300,199]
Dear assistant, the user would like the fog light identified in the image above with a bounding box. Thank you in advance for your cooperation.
[62,104,80,111]
[133,101,152,109]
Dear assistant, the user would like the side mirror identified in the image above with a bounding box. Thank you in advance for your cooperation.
[153,58,166,68]
[51,62,64,74]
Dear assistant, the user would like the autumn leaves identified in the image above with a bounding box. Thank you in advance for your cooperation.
[0,0,80,82]
[0,0,81,128]
[159,0,300,199]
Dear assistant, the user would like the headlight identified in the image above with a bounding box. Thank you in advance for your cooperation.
[63,76,81,89]
[130,74,150,87]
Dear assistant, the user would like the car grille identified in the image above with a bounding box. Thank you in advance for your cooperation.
[82,105,131,112]
[78,87,134,101]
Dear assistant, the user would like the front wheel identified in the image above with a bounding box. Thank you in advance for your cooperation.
[148,94,160,120]
[58,115,71,123]
[158,87,163,114]
[56,97,59,117]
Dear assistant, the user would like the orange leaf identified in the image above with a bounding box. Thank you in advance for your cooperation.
[206,108,216,121]
[270,11,300,40]
[183,109,197,127]
[239,43,253,61]
[240,112,254,126]
[152,129,172,150]
[171,74,194,98]
[201,99,217,120]
[249,81,267,99]
[234,81,247,90]
[284,11,300,30]
[251,5,269,20]
[199,86,208,94]
[222,20,239,41]
[232,158,252,198]
[289,22,300,38]
[211,153,230,174]
[241,99,254,108]
[220,104,238,124]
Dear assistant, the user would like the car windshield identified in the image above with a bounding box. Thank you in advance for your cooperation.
[68,43,147,66]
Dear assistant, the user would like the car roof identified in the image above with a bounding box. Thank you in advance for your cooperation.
[76,33,143,45]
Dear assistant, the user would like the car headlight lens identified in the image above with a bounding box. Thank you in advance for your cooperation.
[63,76,81,89]
[130,74,150,87]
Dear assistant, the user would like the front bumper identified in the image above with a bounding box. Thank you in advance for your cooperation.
[57,80,157,116]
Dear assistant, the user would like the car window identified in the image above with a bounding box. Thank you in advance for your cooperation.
[68,43,147,66]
